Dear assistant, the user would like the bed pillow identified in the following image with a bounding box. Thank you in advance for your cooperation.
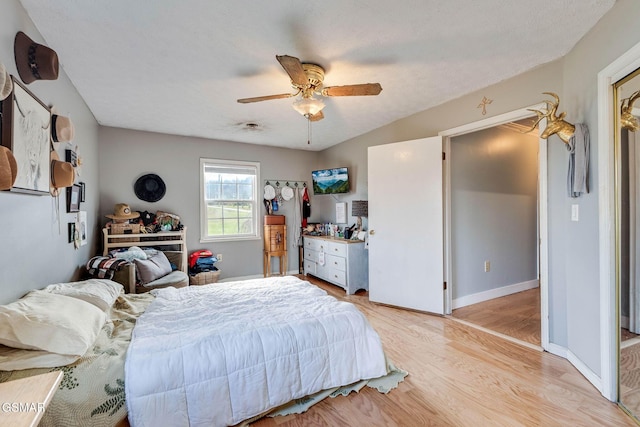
[134,251,172,285]
[43,279,123,312]
[0,291,106,356]
[0,345,78,370]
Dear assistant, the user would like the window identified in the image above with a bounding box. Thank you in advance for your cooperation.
[200,158,260,242]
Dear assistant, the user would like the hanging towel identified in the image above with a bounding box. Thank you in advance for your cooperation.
[293,186,302,246]
[567,123,590,198]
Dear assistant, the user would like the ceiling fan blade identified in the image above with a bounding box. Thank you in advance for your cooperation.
[237,93,294,104]
[308,111,324,122]
[322,83,382,97]
[276,55,308,86]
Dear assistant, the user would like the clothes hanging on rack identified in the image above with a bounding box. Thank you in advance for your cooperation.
[301,186,310,227]
[567,123,589,198]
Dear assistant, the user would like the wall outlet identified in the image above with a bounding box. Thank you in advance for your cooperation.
[484,261,490,272]
[216,253,223,261]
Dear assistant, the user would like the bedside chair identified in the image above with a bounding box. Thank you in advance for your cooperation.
[112,250,188,293]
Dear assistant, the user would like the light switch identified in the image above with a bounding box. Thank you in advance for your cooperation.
[571,204,579,222]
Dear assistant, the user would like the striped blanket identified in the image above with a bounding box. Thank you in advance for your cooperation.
[86,257,128,280]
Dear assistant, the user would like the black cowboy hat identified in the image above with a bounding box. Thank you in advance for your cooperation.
[134,173,166,203]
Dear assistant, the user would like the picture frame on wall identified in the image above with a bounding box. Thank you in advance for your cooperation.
[0,77,52,195]
[67,183,81,212]
[79,181,85,202]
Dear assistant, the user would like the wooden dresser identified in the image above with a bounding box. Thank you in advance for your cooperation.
[263,216,287,276]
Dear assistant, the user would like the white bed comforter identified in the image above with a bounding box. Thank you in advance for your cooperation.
[125,276,387,427]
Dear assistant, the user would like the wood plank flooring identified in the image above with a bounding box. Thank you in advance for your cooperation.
[251,276,636,427]
[451,288,541,346]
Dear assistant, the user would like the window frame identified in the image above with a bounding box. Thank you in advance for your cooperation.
[199,158,261,243]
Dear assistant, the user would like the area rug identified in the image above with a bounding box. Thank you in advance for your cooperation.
[239,356,408,425]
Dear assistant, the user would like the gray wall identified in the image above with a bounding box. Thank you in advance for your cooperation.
[0,0,100,304]
[98,127,316,279]
[313,0,640,377]
[451,126,538,299]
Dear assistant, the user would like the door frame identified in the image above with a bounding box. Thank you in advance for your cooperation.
[597,39,640,402]
[439,105,549,351]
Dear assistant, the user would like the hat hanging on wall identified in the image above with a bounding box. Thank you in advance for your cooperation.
[49,150,75,197]
[0,63,13,101]
[0,146,18,191]
[14,31,59,85]
[51,113,75,143]
[134,173,166,203]
[106,203,140,220]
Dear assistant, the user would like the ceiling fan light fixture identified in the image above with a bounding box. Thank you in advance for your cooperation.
[292,96,325,117]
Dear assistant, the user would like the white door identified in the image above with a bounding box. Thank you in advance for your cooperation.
[368,136,444,314]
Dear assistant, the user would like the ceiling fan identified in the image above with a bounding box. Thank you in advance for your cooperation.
[237,55,382,122]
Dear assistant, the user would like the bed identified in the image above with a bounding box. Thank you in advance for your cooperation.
[0,275,404,426]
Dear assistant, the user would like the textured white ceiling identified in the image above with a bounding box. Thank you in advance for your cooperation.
[18,0,615,151]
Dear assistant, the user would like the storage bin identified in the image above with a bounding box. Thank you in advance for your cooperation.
[189,270,221,286]
[109,222,141,242]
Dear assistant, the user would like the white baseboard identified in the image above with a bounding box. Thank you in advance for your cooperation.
[452,279,539,309]
[545,343,606,399]
[566,349,604,396]
[546,342,568,358]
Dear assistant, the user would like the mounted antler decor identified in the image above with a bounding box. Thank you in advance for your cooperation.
[526,92,576,144]
[621,90,640,131]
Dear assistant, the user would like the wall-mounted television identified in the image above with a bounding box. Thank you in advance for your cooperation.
[311,167,350,194]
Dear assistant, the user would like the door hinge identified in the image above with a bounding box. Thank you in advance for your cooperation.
[442,152,446,160]
[443,281,447,290]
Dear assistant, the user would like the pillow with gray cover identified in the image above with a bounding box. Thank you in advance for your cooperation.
[134,251,172,285]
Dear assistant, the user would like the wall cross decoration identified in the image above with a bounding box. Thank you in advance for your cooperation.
[477,96,493,115]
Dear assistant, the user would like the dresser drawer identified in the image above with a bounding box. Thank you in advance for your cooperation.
[328,241,347,257]
[325,254,346,272]
[303,259,316,275]
[325,268,346,287]
[304,248,317,262]
[304,237,330,253]
[304,237,320,251]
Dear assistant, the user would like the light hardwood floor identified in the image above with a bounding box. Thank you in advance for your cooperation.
[451,288,541,346]
[251,276,636,427]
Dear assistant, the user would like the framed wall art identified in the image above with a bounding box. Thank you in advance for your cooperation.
[0,77,51,195]
[67,183,81,212]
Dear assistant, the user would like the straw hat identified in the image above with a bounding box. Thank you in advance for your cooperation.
[50,150,75,196]
[51,114,75,142]
[0,146,18,191]
[106,203,140,220]
[14,31,59,85]
[0,63,12,101]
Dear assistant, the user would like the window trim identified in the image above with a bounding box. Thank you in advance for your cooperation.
[199,158,261,243]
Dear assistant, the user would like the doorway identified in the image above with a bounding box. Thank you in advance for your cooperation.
[447,119,541,346]
[440,106,550,351]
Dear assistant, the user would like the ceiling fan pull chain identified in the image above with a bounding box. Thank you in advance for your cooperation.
[307,116,311,144]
